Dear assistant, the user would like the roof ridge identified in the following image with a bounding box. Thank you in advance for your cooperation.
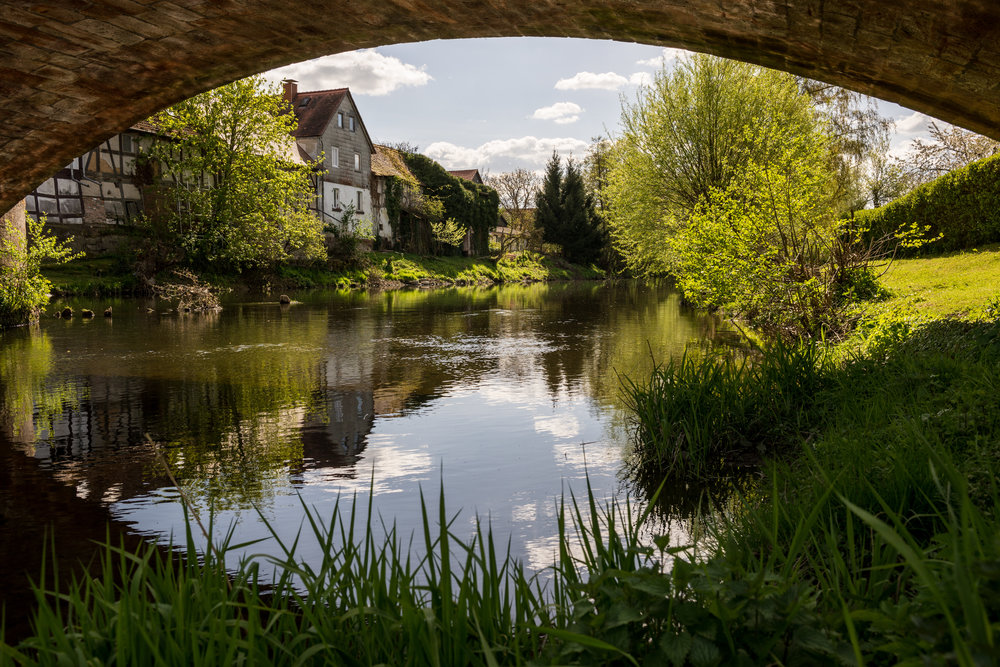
[294,87,349,96]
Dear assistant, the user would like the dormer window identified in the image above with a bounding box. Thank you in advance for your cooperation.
[337,112,343,128]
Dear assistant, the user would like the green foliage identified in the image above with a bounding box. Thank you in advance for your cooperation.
[671,123,843,338]
[429,217,467,250]
[535,153,605,266]
[605,54,823,276]
[402,153,499,255]
[854,152,1000,255]
[0,215,81,328]
[142,75,325,273]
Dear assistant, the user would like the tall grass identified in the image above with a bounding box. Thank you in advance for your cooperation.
[3,452,1000,664]
[621,341,828,479]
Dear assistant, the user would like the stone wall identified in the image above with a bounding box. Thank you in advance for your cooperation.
[48,222,135,257]
[0,200,26,269]
[2,0,1000,216]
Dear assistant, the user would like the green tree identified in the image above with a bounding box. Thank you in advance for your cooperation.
[535,152,604,266]
[671,123,839,337]
[604,54,821,275]
[534,151,563,249]
[144,75,324,273]
[0,215,81,328]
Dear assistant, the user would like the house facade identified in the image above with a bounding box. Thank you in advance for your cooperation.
[283,80,388,241]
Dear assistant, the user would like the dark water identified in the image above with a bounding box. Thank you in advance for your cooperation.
[0,281,732,615]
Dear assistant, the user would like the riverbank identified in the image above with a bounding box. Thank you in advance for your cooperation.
[620,245,1000,662]
[41,251,604,297]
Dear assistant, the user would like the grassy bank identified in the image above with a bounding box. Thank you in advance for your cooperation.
[619,246,1000,663]
[42,251,603,297]
[275,251,602,290]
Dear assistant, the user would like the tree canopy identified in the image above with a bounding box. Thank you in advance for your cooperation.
[144,75,324,273]
[604,54,859,337]
[604,54,823,276]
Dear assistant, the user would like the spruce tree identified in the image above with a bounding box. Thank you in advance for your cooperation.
[560,159,603,266]
[535,151,563,248]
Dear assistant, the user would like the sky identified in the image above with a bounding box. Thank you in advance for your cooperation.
[265,37,940,174]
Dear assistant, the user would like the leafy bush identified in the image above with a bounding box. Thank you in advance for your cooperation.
[0,215,81,328]
[855,153,1000,255]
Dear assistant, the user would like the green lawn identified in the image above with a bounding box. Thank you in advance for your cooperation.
[878,243,1000,319]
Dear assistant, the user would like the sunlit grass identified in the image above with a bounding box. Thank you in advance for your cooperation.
[878,243,1000,319]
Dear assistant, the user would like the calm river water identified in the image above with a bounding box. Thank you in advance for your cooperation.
[0,281,733,605]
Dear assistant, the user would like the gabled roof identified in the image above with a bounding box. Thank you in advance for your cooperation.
[290,88,348,137]
[290,87,375,153]
[129,119,163,135]
[447,169,483,184]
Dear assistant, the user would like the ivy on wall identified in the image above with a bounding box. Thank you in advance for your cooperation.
[402,153,499,256]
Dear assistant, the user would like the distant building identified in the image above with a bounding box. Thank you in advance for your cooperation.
[447,169,484,185]
[283,80,385,240]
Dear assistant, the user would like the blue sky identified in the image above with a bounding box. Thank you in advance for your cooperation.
[266,37,936,174]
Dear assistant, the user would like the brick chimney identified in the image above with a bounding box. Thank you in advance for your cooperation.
[282,79,298,103]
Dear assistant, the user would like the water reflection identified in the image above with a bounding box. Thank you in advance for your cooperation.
[0,282,734,574]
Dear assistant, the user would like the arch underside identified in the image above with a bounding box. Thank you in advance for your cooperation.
[1,0,999,211]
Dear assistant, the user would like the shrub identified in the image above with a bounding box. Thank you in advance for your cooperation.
[0,215,81,328]
[855,153,1000,255]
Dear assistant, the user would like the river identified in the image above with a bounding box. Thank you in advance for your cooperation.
[0,281,734,623]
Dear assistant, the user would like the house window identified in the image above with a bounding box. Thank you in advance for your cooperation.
[332,147,340,169]
[332,188,340,209]
[349,116,356,132]
[357,191,363,211]
[354,153,360,171]
[337,112,343,128]
[120,134,134,154]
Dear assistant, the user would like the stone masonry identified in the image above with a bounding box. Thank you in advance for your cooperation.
[1,0,1000,215]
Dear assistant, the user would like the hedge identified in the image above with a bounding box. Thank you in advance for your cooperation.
[855,153,1000,256]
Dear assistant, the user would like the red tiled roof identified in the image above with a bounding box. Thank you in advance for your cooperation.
[448,169,482,184]
[290,88,348,138]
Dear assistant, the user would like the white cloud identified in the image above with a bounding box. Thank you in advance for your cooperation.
[531,102,583,125]
[534,414,580,440]
[895,111,931,135]
[555,71,629,91]
[267,49,432,96]
[424,136,591,169]
[636,47,687,68]
[554,70,654,91]
[628,72,654,87]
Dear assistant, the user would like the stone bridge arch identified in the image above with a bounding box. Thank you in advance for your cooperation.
[1,0,999,213]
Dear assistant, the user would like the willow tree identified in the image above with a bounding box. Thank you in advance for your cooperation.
[144,75,324,273]
[604,54,825,276]
[605,54,858,337]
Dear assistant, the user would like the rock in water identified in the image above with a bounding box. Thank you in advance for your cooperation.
[103,307,112,318]
[61,307,73,318]
[81,309,95,318]
[279,294,291,304]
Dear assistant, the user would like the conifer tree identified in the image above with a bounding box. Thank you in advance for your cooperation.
[535,151,563,247]
[535,152,604,266]
[559,159,603,266]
